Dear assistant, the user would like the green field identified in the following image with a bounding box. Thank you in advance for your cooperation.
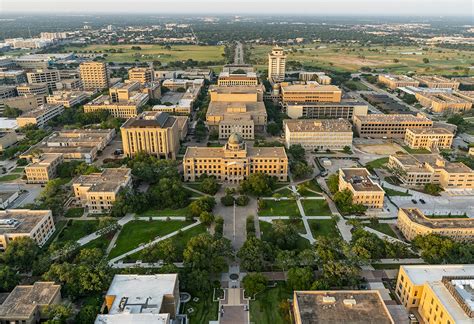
[183,293,219,324]
[248,43,474,75]
[301,199,332,216]
[138,206,190,217]
[308,219,340,239]
[366,223,398,238]
[0,174,21,182]
[57,220,99,243]
[64,207,85,218]
[250,282,293,324]
[365,157,389,172]
[64,44,225,64]
[258,199,300,217]
[108,220,192,259]
[383,187,412,197]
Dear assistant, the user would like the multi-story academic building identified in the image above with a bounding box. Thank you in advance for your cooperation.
[26,69,61,92]
[404,128,454,151]
[79,61,109,90]
[281,84,342,103]
[0,209,55,250]
[268,46,286,82]
[338,168,385,209]
[120,111,182,159]
[353,113,433,138]
[46,91,89,108]
[388,153,474,189]
[217,72,258,86]
[413,75,460,90]
[0,95,44,112]
[128,67,154,84]
[283,100,368,119]
[395,264,474,324]
[298,71,332,84]
[25,153,63,184]
[16,103,64,128]
[16,83,49,100]
[183,133,288,183]
[415,92,472,113]
[378,74,420,90]
[283,119,353,150]
[73,168,132,214]
[397,208,474,242]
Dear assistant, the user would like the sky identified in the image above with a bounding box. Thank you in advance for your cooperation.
[0,0,473,16]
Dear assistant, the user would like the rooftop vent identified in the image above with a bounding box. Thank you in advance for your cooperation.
[322,296,336,304]
[343,298,357,307]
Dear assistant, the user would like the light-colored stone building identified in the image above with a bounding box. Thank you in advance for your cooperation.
[281,84,342,103]
[388,153,474,189]
[80,61,109,90]
[415,92,472,113]
[0,209,55,250]
[0,94,44,112]
[217,71,258,86]
[128,67,154,84]
[73,168,132,214]
[397,208,474,242]
[338,168,385,209]
[25,153,63,184]
[16,83,49,101]
[413,75,460,90]
[46,91,89,108]
[183,133,288,183]
[26,69,61,91]
[353,113,433,138]
[378,74,420,90]
[283,100,368,119]
[283,119,353,150]
[16,103,64,128]
[268,46,286,82]
[404,128,454,151]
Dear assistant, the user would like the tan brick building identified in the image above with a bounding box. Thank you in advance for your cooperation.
[46,91,89,108]
[183,133,288,183]
[378,74,420,90]
[217,72,258,86]
[353,113,433,138]
[404,128,454,151]
[397,208,474,242]
[25,153,63,184]
[0,209,55,250]
[120,111,181,159]
[16,103,64,128]
[388,153,474,189]
[281,84,342,103]
[338,168,385,209]
[73,168,132,214]
[415,92,472,113]
[128,67,154,84]
[412,75,460,90]
[79,61,109,90]
[26,69,61,91]
[268,46,287,82]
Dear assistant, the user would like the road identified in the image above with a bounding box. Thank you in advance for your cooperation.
[234,41,244,65]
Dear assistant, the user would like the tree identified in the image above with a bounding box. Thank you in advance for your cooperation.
[424,183,443,196]
[343,146,352,154]
[2,105,22,118]
[275,250,297,270]
[291,161,312,179]
[0,265,20,292]
[287,267,313,291]
[242,273,268,297]
[423,58,430,64]
[321,261,360,288]
[236,195,249,206]
[327,173,339,194]
[2,237,40,272]
[188,196,216,218]
[220,194,235,206]
[183,233,232,275]
[267,220,300,250]
[267,122,281,136]
[240,173,275,196]
[237,236,273,272]
[199,211,215,226]
[412,234,474,264]
[45,304,73,324]
[334,189,367,214]
[200,177,219,195]
[75,305,99,324]
[288,144,305,161]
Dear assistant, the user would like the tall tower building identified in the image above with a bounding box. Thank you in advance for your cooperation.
[268,46,287,82]
[79,62,109,90]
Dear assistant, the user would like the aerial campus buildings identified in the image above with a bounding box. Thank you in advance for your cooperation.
[338,168,385,209]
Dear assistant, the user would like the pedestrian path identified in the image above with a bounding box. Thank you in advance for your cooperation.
[77,213,134,246]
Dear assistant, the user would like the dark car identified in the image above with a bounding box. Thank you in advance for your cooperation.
[411,199,417,204]
[419,199,426,204]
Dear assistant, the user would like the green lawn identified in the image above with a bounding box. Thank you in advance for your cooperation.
[183,293,218,323]
[258,199,300,217]
[344,80,370,91]
[82,230,117,251]
[297,187,322,197]
[57,220,99,243]
[402,145,431,154]
[138,206,189,217]
[273,182,291,191]
[365,157,389,171]
[366,223,398,238]
[250,282,293,324]
[301,199,332,216]
[64,207,85,218]
[64,44,225,64]
[299,179,323,192]
[108,220,192,259]
[274,187,293,197]
[42,220,68,249]
[0,174,20,182]
[383,187,412,197]
[12,167,24,173]
[183,187,203,197]
[308,219,340,239]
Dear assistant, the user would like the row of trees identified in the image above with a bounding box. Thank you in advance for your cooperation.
[288,144,313,179]
[327,173,367,215]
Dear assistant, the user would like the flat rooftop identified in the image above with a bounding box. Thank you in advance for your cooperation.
[413,75,458,84]
[0,209,51,235]
[121,111,176,129]
[19,104,62,118]
[207,101,267,119]
[219,71,257,78]
[401,264,474,285]
[26,153,62,168]
[354,113,432,123]
[281,84,341,92]
[0,282,60,320]
[184,145,287,159]
[73,168,130,193]
[208,84,264,94]
[284,119,352,133]
[407,127,453,135]
[294,290,394,324]
[392,153,473,174]
[401,208,474,230]
[380,74,418,82]
[341,168,384,192]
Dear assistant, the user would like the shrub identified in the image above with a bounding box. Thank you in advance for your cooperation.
[220,194,234,206]
[236,195,249,206]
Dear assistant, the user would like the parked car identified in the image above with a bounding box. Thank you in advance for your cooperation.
[411,199,418,204]
[419,199,426,204]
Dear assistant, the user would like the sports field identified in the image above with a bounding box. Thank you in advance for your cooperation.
[248,43,474,75]
[63,44,225,63]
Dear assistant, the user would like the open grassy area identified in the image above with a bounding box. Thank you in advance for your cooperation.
[308,219,340,239]
[64,44,225,63]
[365,157,389,172]
[249,44,474,75]
[57,220,99,243]
[64,207,85,218]
[344,80,370,91]
[82,230,117,251]
[108,220,192,259]
[12,167,24,173]
[0,174,20,182]
[274,187,293,197]
[42,220,68,249]
[258,199,300,217]
[402,145,431,154]
[183,293,218,324]
[138,206,189,217]
[301,199,332,216]
[366,223,398,238]
[250,282,293,324]
[383,187,412,197]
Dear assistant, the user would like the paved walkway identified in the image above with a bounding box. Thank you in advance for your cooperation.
[111,262,184,269]
[108,221,201,265]
[77,213,134,246]
[363,226,410,245]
